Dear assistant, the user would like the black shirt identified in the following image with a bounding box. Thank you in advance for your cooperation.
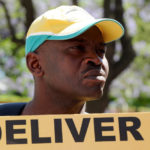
[0,103,26,116]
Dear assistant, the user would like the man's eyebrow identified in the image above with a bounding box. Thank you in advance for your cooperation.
[65,38,107,46]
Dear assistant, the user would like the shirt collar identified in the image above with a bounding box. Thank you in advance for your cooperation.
[80,103,88,114]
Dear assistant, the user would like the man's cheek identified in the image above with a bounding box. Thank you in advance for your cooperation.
[103,58,109,77]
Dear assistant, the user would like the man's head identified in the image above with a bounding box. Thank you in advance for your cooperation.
[27,25,108,101]
[25,5,124,102]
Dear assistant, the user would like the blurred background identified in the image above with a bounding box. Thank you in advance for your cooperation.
[0,0,150,113]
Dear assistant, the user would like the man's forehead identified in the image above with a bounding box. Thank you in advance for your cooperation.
[64,26,104,44]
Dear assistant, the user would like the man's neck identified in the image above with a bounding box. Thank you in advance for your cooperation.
[22,90,85,115]
[22,100,85,115]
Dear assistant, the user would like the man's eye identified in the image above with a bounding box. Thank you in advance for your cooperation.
[98,49,105,53]
[97,49,105,54]
[96,48,106,57]
[69,45,85,52]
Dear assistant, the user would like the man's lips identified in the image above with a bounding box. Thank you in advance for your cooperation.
[83,69,106,82]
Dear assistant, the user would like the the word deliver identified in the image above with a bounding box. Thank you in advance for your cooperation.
[0,113,149,150]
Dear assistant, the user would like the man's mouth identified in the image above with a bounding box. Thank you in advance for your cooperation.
[84,70,105,79]
[83,69,106,85]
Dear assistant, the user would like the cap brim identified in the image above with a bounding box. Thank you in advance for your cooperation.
[95,19,124,43]
[51,18,124,43]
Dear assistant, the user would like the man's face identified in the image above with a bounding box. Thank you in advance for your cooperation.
[36,26,109,101]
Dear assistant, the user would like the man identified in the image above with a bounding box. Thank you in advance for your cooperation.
[0,5,124,115]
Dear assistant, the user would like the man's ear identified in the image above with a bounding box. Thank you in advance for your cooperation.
[26,52,44,77]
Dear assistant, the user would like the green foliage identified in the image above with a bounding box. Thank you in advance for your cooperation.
[0,94,30,103]
[0,38,16,55]
[134,16,150,43]
[129,93,150,108]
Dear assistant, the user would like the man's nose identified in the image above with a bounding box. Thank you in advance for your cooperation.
[84,52,103,66]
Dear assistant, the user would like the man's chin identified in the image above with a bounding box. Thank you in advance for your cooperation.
[81,90,103,102]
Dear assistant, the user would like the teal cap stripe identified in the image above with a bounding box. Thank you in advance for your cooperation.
[25,19,124,55]
[25,36,49,54]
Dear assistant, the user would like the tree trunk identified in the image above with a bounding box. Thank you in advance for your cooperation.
[72,0,79,5]
[20,0,35,33]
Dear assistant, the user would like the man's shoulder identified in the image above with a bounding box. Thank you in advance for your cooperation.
[0,102,27,116]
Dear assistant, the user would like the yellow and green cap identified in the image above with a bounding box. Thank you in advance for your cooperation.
[25,5,124,55]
